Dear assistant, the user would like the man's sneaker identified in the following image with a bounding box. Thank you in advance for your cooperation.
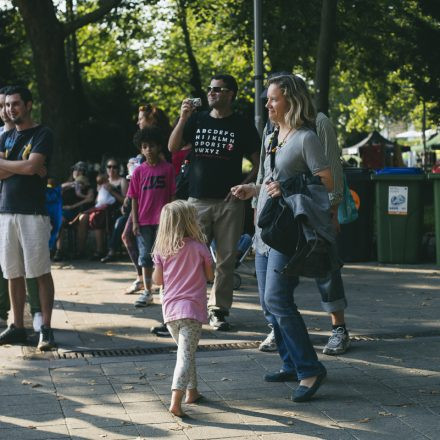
[209,311,230,331]
[38,325,56,351]
[259,328,278,352]
[150,323,170,337]
[323,327,350,355]
[33,312,43,333]
[0,317,7,328]
[134,291,154,308]
[0,324,27,345]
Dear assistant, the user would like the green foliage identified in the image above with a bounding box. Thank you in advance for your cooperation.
[3,0,439,158]
[0,5,41,119]
[330,0,439,142]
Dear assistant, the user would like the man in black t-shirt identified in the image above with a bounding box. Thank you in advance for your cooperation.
[169,74,260,330]
[0,85,56,350]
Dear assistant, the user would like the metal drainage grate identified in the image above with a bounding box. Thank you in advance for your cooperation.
[57,341,260,359]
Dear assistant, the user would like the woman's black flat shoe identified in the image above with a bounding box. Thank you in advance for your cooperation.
[292,370,327,402]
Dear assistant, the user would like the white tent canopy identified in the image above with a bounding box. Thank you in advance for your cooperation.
[395,129,436,139]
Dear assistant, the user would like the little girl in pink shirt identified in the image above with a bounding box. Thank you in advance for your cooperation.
[152,200,213,418]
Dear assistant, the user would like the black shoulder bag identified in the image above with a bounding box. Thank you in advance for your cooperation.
[257,130,302,256]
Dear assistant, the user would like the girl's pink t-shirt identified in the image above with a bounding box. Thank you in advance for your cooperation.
[153,239,212,325]
[127,160,175,226]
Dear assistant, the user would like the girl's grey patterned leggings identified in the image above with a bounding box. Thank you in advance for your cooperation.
[167,318,202,391]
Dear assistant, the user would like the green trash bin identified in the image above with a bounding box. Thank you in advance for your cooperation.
[372,169,425,263]
[428,173,440,266]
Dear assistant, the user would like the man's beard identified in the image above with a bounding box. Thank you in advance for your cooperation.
[10,115,23,124]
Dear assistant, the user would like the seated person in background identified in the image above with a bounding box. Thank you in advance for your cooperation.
[61,162,95,221]
[95,173,116,207]
[101,155,141,264]
[102,157,128,203]
[53,163,94,261]
[74,159,127,259]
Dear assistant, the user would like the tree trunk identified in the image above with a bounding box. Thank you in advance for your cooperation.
[14,0,77,180]
[314,0,338,115]
[176,0,206,106]
[14,0,122,180]
[65,0,88,117]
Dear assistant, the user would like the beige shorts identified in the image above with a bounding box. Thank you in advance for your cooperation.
[0,213,51,279]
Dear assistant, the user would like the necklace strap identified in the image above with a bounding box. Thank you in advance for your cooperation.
[278,128,293,148]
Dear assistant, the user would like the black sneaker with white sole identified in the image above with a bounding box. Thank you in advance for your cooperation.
[209,311,230,331]
[0,324,27,345]
[38,325,56,351]
[150,323,170,337]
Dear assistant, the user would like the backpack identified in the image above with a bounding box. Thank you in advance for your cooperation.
[338,175,358,224]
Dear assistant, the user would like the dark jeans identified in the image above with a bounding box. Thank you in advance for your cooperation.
[255,249,326,380]
[108,215,128,253]
[136,225,158,268]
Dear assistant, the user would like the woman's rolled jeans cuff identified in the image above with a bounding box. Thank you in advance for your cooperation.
[315,267,347,312]
[320,298,347,313]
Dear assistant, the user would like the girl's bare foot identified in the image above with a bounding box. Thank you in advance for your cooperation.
[169,406,187,418]
[170,389,186,417]
[185,388,203,404]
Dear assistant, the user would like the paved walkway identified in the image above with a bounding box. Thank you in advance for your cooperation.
[0,259,439,439]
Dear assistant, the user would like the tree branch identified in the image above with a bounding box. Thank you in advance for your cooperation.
[63,0,123,37]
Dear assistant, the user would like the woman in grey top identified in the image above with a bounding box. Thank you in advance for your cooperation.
[232,74,333,402]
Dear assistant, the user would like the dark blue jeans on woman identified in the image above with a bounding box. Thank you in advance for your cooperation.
[255,249,326,380]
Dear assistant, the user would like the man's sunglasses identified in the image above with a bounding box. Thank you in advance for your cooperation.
[206,86,230,94]
[107,165,118,169]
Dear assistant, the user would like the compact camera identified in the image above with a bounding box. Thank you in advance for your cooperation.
[189,97,202,107]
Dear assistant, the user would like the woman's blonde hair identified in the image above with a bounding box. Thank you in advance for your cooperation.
[267,74,316,130]
[153,200,206,258]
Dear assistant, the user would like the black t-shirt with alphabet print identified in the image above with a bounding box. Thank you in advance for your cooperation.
[183,111,260,199]
[0,125,53,215]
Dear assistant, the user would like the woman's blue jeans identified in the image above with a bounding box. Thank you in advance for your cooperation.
[255,249,326,380]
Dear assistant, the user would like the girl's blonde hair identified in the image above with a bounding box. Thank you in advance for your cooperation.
[153,200,206,258]
[267,74,316,130]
